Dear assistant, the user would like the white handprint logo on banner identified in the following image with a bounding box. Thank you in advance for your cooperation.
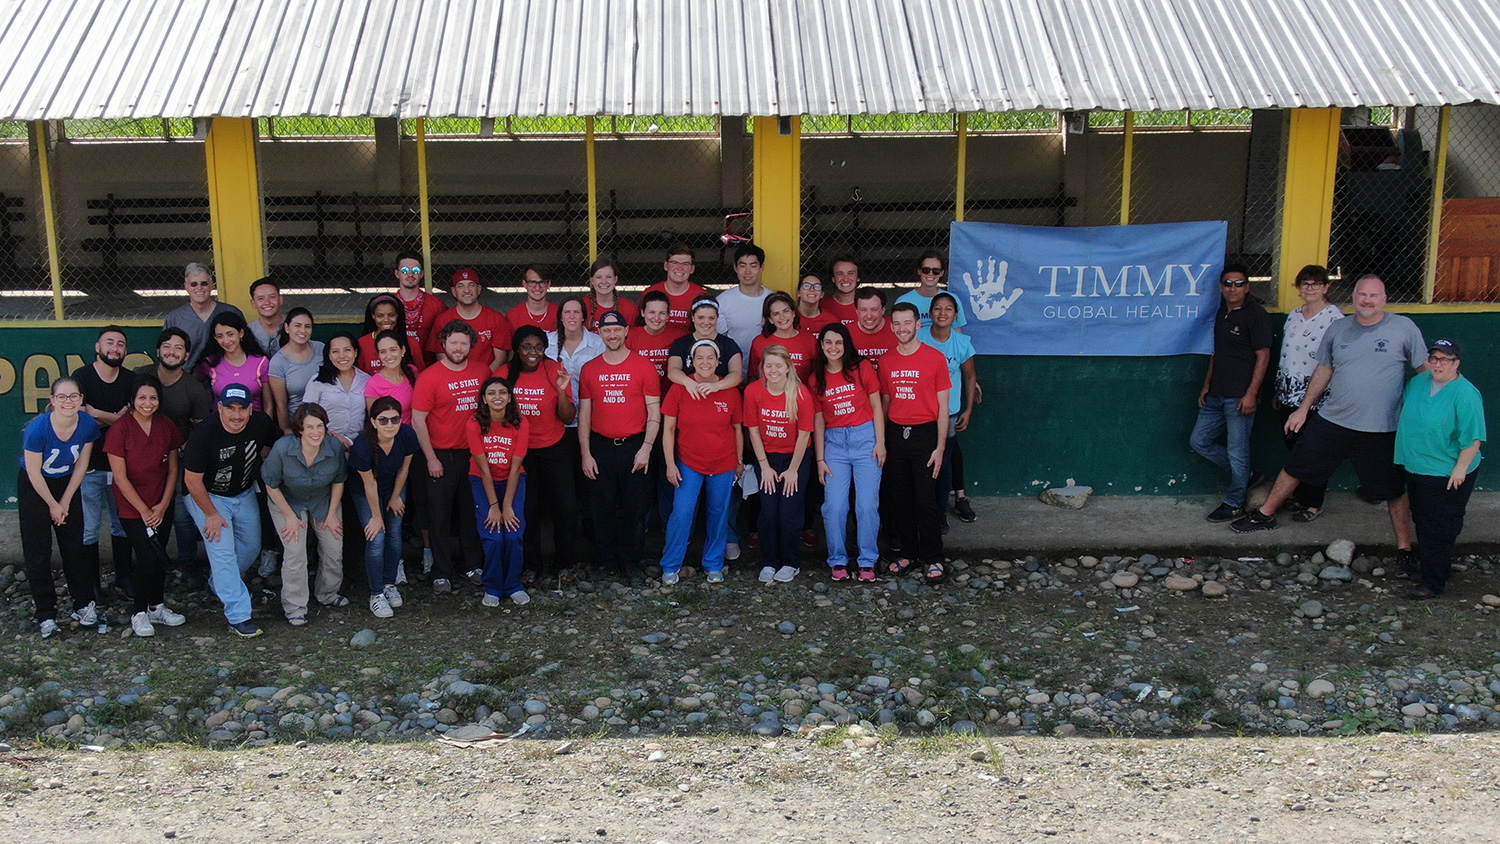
[962,256,1023,320]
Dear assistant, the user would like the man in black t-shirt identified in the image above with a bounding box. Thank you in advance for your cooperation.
[72,325,138,597]
[182,384,279,638]
[1191,264,1272,522]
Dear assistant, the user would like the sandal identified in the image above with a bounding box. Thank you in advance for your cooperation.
[924,562,946,583]
[520,569,537,585]
[322,595,350,608]
[886,558,915,576]
[1292,507,1322,523]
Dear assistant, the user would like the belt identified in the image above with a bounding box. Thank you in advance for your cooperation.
[594,431,644,447]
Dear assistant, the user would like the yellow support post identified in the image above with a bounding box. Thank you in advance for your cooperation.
[1119,111,1134,225]
[586,116,599,262]
[1277,108,1342,307]
[204,118,266,313]
[415,118,433,292]
[955,113,968,222]
[32,122,65,320]
[751,116,801,293]
[1422,106,1451,304]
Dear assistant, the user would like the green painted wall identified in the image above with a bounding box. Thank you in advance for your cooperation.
[2,313,1496,505]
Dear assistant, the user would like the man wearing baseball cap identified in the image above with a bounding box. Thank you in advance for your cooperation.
[426,268,513,371]
[181,384,280,637]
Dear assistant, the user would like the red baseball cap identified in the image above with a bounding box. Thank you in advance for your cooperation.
[452,268,480,285]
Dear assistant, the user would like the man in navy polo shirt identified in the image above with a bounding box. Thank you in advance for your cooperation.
[1192,263,1272,522]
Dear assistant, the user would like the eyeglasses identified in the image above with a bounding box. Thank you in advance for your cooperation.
[1220,280,1249,288]
[666,259,694,267]
[374,415,402,425]
[799,282,822,291]
[398,266,423,275]
[1427,354,1458,364]
[1296,280,1328,287]
[52,393,82,402]
[919,267,944,275]
[523,277,550,285]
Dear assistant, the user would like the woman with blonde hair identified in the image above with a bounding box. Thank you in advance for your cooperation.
[745,344,814,584]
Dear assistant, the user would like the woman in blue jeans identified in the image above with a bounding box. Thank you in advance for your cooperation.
[811,323,885,581]
[348,396,418,618]
[659,339,744,585]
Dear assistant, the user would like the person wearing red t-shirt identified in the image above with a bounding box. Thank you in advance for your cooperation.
[502,325,579,585]
[745,346,815,584]
[659,339,744,584]
[584,258,640,331]
[812,322,886,580]
[578,311,662,584]
[850,287,899,369]
[642,243,709,332]
[629,290,690,533]
[505,264,560,331]
[878,303,951,583]
[749,292,818,381]
[105,376,188,636]
[467,376,531,606]
[797,274,835,337]
[412,320,491,593]
[426,269,512,371]
[392,250,447,367]
[821,255,862,326]
[359,294,425,377]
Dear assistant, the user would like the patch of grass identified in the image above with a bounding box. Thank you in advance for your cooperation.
[90,699,150,727]
[1337,710,1402,736]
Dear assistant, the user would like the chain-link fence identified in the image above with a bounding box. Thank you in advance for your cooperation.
[0,121,48,318]
[1434,103,1500,303]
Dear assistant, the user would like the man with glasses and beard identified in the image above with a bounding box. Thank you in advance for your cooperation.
[163,262,243,371]
[136,327,214,586]
[72,326,138,601]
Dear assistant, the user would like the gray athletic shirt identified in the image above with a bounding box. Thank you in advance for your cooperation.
[1315,312,1426,432]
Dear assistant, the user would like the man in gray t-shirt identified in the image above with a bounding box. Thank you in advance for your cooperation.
[1233,276,1426,570]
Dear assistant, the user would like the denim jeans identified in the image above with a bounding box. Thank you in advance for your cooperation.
[1190,396,1256,508]
[660,462,735,575]
[80,469,126,545]
[185,490,260,624]
[353,492,405,595]
[471,475,527,598]
[822,422,882,569]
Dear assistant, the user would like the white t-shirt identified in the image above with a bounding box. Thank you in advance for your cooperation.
[716,286,771,355]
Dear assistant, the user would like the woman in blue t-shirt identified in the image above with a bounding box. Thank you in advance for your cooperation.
[19,376,103,637]
[348,396,418,618]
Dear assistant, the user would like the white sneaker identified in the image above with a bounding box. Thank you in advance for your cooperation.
[661,571,679,585]
[422,550,434,575]
[147,604,186,627]
[257,549,279,577]
[758,566,776,583]
[481,593,501,607]
[39,618,60,638]
[369,594,394,618]
[395,562,408,585]
[773,565,799,583]
[131,611,156,637]
[510,590,531,605]
[725,542,741,561]
[383,584,404,608]
[466,568,484,586]
[706,570,724,583]
[70,601,98,626]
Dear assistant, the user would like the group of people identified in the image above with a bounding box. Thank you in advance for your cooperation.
[20,245,984,639]
[1191,265,1487,600]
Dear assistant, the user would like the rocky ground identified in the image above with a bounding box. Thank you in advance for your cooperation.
[3,536,1499,748]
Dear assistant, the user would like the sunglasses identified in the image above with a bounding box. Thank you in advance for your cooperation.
[1220,280,1249,288]
[919,267,944,275]
[374,415,402,425]
[398,266,423,274]
[187,280,212,288]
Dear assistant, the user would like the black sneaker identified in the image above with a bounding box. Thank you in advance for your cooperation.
[1206,502,1242,523]
[953,497,977,523]
[1229,510,1278,533]
[228,619,263,638]
[1404,584,1438,600]
[1395,548,1419,580]
[1247,468,1265,489]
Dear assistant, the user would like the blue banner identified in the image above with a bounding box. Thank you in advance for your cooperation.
[947,220,1228,356]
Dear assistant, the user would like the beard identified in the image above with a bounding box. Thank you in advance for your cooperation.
[98,352,125,369]
[158,358,185,372]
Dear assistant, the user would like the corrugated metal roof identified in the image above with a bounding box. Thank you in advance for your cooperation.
[1,0,1497,119]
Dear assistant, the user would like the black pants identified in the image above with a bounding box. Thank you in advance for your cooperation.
[882,421,943,567]
[120,517,168,613]
[951,437,966,492]
[1278,405,1327,509]
[18,470,94,622]
[757,452,810,569]
[1407,470,1478,594]
[588,432,648,577]
[423,448,482,581]
[523,437,578,576]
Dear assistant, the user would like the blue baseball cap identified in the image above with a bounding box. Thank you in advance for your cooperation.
[220,383,253,407]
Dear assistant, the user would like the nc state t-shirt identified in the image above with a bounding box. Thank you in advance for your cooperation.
[798,310,837,338]
[641,282,709,331]
[426,306,513,364]
[586,296,640,331]
[744,381,814,454]
[412,360,491,448]
[879,345,952,425]
[662,382,743,475]
[465,417,529,480]
[401,291,448,362]
[511,359,571,449]
[506,301,560,331]
[851,321,899,370]
[820,298,858,327]
[358,332,424,377]
[627,325,688,392]
[813,360,882,429]
[749,331,818,381]
[579,352,661,439]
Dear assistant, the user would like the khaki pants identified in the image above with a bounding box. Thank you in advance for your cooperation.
[270,506,344,619]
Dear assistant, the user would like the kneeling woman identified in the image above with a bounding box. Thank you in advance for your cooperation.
[467,376,531,606]
[746,345,814,584]
[660,339,744,584]
[263,403,349,626]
